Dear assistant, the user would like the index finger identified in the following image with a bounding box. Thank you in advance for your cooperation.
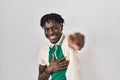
[56,57,66,63]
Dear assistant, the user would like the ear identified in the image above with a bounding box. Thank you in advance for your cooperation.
[61,26,63,31]
[60,23,63,31]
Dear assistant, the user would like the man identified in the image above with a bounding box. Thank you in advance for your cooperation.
[38,13,85,80]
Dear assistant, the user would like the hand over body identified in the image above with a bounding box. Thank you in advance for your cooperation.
[38,55,69,80]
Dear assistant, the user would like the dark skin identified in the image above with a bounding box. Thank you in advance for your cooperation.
[38,55,69,80]
[39,21,84,80]
[38,21,69,80]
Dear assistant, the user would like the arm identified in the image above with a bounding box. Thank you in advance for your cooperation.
[38,55,69,80]
[38,65,50,80]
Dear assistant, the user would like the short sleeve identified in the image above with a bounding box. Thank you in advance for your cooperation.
[38,48,47,66]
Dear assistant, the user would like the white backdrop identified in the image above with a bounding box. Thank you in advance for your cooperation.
[0,0,120,80]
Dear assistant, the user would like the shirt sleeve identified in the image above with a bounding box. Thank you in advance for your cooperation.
[38,48,47,66]
[75,48,85,56]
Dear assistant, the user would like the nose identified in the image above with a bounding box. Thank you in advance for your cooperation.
[49,29,54,35]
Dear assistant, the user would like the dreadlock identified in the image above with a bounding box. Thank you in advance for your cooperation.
[40,13,64,28]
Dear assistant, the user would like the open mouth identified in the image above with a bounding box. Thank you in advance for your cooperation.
[48,35,57,40]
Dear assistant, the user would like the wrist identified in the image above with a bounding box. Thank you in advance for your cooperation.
[45,67,53,75]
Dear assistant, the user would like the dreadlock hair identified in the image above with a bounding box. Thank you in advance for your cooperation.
[40,13,64,28]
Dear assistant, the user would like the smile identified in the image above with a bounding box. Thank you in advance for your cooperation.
[48,35,57,40]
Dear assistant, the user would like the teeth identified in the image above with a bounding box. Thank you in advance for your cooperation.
[49,35,56,39]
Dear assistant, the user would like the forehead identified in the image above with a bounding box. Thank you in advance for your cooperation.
[43,21,60,28]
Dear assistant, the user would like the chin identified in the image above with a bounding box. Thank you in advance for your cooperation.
[50,40,58,44]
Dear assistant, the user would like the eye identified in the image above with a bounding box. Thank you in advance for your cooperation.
[44,28,49,32]
[53,26,59,30]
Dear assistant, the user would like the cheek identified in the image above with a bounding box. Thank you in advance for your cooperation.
[57,32,62,39]
[44,31,48,38]
[53,30,61,35]
[56,32,61,36]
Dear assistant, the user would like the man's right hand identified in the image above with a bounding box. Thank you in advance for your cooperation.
[45,54,69,74]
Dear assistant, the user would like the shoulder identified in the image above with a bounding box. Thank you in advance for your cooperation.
[38,44,49,65]
[62,34,69,44]
[38,44,49,56]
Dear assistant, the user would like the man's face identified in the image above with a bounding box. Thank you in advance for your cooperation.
[43,21,63,44]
